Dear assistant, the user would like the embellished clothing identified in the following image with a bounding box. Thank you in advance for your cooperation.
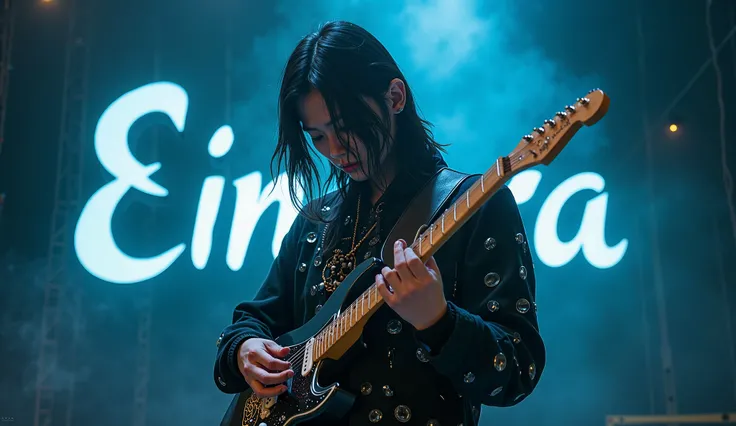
[214,152,546,425]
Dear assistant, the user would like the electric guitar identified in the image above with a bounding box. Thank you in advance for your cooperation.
[221,89,610,426]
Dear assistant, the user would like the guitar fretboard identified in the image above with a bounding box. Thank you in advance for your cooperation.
[312,158,514,361]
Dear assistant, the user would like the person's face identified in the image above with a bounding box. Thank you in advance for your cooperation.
[299,79,406,182]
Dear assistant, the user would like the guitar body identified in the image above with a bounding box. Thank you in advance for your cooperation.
[221,257,383,426]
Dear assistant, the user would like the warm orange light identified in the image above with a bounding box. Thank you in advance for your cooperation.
[669,124,678,133]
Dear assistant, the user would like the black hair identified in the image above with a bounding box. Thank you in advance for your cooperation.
[270,21,446,248]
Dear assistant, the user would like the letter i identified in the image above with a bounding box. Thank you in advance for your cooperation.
[191,125,233,270]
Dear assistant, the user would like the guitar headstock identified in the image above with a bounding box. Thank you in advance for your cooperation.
[507,89,610,172]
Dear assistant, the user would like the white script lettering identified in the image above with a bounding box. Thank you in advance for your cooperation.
[507,170,628,269]
[75,82,628,284]
[75,82,299,284]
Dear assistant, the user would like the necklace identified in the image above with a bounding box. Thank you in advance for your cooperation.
[321,194,378,293]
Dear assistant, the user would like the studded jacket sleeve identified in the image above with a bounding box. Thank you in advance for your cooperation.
[213,215,305,394]
[415,185,546,406]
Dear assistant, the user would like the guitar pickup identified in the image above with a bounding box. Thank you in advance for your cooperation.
[263,396,277,409]
[301,338,315,376]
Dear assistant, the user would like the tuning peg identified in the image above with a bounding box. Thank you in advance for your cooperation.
[555,111,568,118]
[577,97,590,105]
[544,119,556,127]
[534,127,545,134]
[523,134,534,142]
[565,105,576,112]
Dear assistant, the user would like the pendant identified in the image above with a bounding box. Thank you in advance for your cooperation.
[323,249,355,292]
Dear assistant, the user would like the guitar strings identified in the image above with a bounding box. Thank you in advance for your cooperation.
[277,147,546,371]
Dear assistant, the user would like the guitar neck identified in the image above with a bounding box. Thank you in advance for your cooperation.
[310,88,610,362]
[312,159,515,361]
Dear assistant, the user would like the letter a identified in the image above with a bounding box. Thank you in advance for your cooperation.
[534,172,628,269]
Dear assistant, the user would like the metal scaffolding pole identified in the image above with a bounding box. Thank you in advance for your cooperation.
[34,0,91,424]
[0,0,15,161]
[635,0,678,419]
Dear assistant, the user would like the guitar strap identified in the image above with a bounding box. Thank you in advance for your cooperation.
[380,166,475,268]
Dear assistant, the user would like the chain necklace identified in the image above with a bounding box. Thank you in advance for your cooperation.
[321,194,379,293]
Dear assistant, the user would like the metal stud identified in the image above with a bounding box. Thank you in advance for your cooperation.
[515,233,524,244]
[512,332,521,344]
[313,256,322,267]
[382,385,394,397]
[310,282,325,296]
[519,266,527,280]
[298,262,307,272]
[394,405,411,423]
[216,334,223,347]
[386,319,402,335]
[361,382,373,396]
[484,273,500,288]
[426,420,441,426]
[416,347,430,363]
[490,386,503,396]
[306,232,317,243]
[484,237,496,250]
[344,215,352,226]
[321,205,331,212]
[463,372,475,383]
[368,409,382,422]
[493,353,507,371]
[516,298,531,314]
[364,251,372,260]
[487,300,500,312]
[529,363,537,380]
[315,304,322,314]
